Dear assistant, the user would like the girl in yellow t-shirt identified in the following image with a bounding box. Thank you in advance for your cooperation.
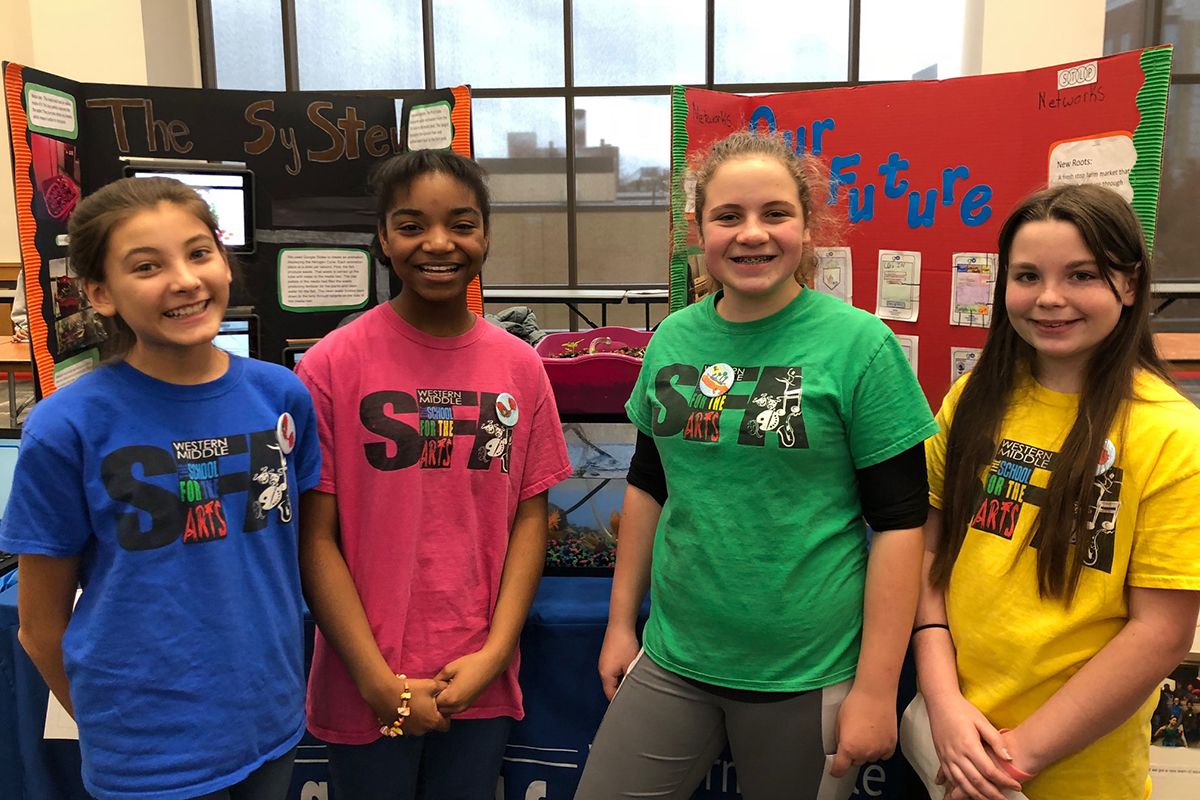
[909,184,1200,800]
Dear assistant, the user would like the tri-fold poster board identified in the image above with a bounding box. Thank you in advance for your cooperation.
[670,47,1172,402]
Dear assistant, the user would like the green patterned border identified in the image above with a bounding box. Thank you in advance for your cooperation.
[1131,46,1172,252]
[669,86,690,313]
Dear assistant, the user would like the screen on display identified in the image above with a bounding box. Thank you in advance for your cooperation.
[282,345,311,370]
[125,166,254,252]
[0,434,19,524]
[0,433,17,574]
[214,317,258,360]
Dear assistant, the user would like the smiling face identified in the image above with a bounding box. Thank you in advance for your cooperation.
[379,171,488,315]
[698,156,811,321]
[85,201,232,368]
[1005,219,1135,392]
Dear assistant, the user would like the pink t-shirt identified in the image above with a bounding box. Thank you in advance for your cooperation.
[298,304,572,744]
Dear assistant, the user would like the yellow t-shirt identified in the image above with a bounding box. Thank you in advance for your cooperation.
[927,370,1200,800]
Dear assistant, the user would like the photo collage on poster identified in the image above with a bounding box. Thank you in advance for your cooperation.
[30,133,106,357]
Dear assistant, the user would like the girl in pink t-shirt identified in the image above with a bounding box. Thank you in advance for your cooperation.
[297,150,571,799]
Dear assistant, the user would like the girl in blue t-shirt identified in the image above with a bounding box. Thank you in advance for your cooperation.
[0,177,320,800]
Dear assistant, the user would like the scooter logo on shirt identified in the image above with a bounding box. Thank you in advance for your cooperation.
[974,438,1120,573]
[745,368,805,448]
[103,429,293,552]
[651,363,809,449]
[360,389,516,473]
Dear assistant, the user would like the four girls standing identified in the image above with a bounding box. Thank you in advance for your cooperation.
[2,136,1197,800]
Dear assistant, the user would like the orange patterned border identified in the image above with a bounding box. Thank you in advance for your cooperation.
[449,85,483,316]
[450,85,472,158]
[5,62,55,397]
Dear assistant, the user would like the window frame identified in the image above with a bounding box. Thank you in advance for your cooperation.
[197,1,1200,290]
[196,0,874,293]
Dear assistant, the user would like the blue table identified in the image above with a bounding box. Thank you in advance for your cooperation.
[1,576,927,800]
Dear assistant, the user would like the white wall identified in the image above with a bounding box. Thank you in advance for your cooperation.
[0,0,34,264]
[962,0,1107,75]
[0,0,200,263]
[141,0,203,89]
[26,0,149,85]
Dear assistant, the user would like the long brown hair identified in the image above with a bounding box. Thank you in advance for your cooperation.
[690,131,839,292]
[931,183,1173,602]
[70,177,231,358]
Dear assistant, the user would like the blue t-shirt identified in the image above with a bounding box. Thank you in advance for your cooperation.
[0,357,320,800]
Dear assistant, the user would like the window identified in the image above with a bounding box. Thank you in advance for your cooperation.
[208,0,285,91]
[196,0,1001,319]
[1105,0,1200,293]
[295,0,424,91]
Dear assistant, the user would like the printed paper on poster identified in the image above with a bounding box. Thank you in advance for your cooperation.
[408,102,454,151]
[950,252,996,328]
[816,247,853,303]
[951,347,983,381]
[876,250,921,323]
[278,249,370,312]
[1048,132,1136,202]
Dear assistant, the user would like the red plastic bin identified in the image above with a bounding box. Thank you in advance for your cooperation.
[535,326,654,416]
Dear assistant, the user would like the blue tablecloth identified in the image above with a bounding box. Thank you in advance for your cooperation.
[0,576,927,800]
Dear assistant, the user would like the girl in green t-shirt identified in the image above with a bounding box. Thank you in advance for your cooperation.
[574,131,938,799]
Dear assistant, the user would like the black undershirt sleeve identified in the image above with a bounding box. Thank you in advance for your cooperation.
[627,431,928,529]
[626,430,668,507]
[857,443,929,531]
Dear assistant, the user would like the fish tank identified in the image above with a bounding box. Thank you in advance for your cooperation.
[545,423,635,575]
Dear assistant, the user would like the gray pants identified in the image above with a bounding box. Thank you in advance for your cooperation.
[574,651,857,800]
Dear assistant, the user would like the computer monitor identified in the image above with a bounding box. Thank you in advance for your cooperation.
[0,429,21,576]
[282,344,314,371]
[123,164,256,253]
[215,314,260,360]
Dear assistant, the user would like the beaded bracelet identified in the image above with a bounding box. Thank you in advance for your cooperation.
[379,674,412,738]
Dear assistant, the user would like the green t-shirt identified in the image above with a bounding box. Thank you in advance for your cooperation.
[626,288,938,691]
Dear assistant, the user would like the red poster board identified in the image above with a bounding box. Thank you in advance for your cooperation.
[670,48,1172,404]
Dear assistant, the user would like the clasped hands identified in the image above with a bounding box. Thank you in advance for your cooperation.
[929,695,1036,800]
[369,648,509,737]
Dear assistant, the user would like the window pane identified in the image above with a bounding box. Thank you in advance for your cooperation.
[296,0,424,90]
[715,0,849,84]
[578,208,670,286]
[1164,0,1200,74]
[860,0,965,80]
[433,0,565,88]
[573,0,705,86]
[1155,84,1200,282]
[474,98,568,288]
[574,96,670,285]
[1103,0,1147,55]
[211,0,285,90]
